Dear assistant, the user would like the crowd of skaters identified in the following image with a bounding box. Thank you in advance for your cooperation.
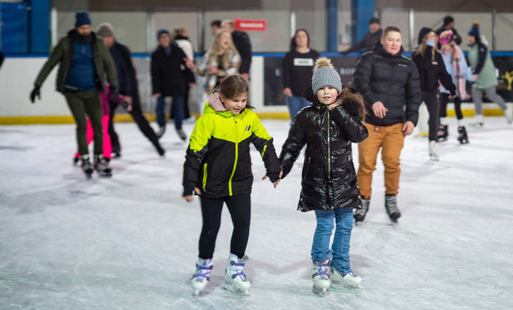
[24,9,513,297]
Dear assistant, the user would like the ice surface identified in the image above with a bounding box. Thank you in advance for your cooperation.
[1,117,512,309]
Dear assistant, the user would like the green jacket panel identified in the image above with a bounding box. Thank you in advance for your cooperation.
[468,44,497,89]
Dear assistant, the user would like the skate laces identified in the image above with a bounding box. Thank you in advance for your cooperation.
[229,261,247,280]
[314,261,330,279]
[193,264,213,281]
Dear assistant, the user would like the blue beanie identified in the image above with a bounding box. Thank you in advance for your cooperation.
[468,23,480,38]
[75,11,91,28]
[157,28,170,39]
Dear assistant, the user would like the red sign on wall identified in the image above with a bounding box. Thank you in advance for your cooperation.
[234,17,267,32]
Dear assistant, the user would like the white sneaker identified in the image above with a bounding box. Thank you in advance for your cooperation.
[191,258,213,296]
[331,268,362,288]
[505,107,513,124]
[224,253,251,295]
[429,140,440,161]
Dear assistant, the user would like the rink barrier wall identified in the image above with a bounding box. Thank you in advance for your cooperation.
[1,52,512,125]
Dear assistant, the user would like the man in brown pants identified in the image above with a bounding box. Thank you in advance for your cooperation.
[353,26,421,223]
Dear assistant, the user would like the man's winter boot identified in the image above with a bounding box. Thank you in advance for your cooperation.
[385,194,401,223]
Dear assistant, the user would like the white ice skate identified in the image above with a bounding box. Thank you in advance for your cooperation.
[191,258,213,297]
[470,114,484,127]
[505,107,513,124]
[429,140,439,161]
[330,268,362,289]
[312,259,331,296]
[223,253,251,296]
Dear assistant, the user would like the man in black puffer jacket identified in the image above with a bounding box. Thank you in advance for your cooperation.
[353,26,421,224]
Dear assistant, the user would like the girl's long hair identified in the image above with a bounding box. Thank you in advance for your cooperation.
[415,31,437,61]
[211,30,240,67]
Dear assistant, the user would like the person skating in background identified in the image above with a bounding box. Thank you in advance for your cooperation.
[173,27,196,120]
[151,28,194,141]
[210,20,221,37]
[96,23,165,158]
[72,83,129,168]
[353,26,421,224]
[342,17,382,55]
[186,30,240,95]
[281,28,320,124]
[467,22,513,126]
[183,75,281,297]
[435,15,462,46]
[279,58,368,296]
[221,20,252,80]
[30,11,117,179]
[412,27,456,161]
[438,30,474,144]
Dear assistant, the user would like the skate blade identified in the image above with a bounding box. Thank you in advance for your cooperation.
[312,284,328,296]
[223,282,250,296]
[429,155,440,161]
[330,282,362,290]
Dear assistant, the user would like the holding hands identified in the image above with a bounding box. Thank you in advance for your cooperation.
[262,171,283,188]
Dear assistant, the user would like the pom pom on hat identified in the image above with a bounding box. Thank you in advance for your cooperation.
[468,22,480,38]
[311,57,342,94]
[75,11,91,28]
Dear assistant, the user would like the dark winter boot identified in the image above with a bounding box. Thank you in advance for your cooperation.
[94,154,112,177]
[385,194,401,223]
[80,154,93,179]
[436,124,448,142]
[457,126,469,144]
[354,197,370,223]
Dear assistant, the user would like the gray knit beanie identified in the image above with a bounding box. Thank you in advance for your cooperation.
[312,57,342,94]
[96,23,115,38]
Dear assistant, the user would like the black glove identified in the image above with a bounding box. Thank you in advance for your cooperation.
[30,85,41,103]
[109,86,119,103]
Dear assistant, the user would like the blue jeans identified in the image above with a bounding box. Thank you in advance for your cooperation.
[286,95,311,125]
[156,95,185,130]
[311,208,354,274]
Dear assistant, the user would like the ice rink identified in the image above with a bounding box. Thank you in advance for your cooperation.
[1,116,512,310]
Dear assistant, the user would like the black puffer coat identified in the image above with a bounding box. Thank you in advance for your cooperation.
[150,43,191,96]
[279,87,368,212]
[353,44,421,127]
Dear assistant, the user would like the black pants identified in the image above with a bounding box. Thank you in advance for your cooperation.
[421,90,439,141]
[198,194,251,260]
[108,92,159,153]
[439,93,463,120]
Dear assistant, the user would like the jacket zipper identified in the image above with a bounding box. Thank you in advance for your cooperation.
[228,117,239,196]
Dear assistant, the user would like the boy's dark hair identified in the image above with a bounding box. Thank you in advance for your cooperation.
[210,20,221,28]
[382,26,402,38]
[289,28,311,51]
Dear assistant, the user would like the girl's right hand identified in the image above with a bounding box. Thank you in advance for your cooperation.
[183,187,201,203]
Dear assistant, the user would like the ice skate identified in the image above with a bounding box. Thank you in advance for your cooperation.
[73,155,80,166]
[385,195,401,223]
[429,140,439,161]
[457,126,469,144]
[330,268,362,289]
[354,197,370,224]
[505,107,513,124]
[152,140,165,157]
[80,154,93,179]
[94,154,112,177]
[191,258,213,297]
[470,114,484,127]
[312,259,331,296]
[156,126,166,138]
[177,129,187,141]
[436,124,448,142]
[223,254,251,296]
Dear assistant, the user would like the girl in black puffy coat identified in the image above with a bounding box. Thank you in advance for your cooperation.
[279,58,368,295]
